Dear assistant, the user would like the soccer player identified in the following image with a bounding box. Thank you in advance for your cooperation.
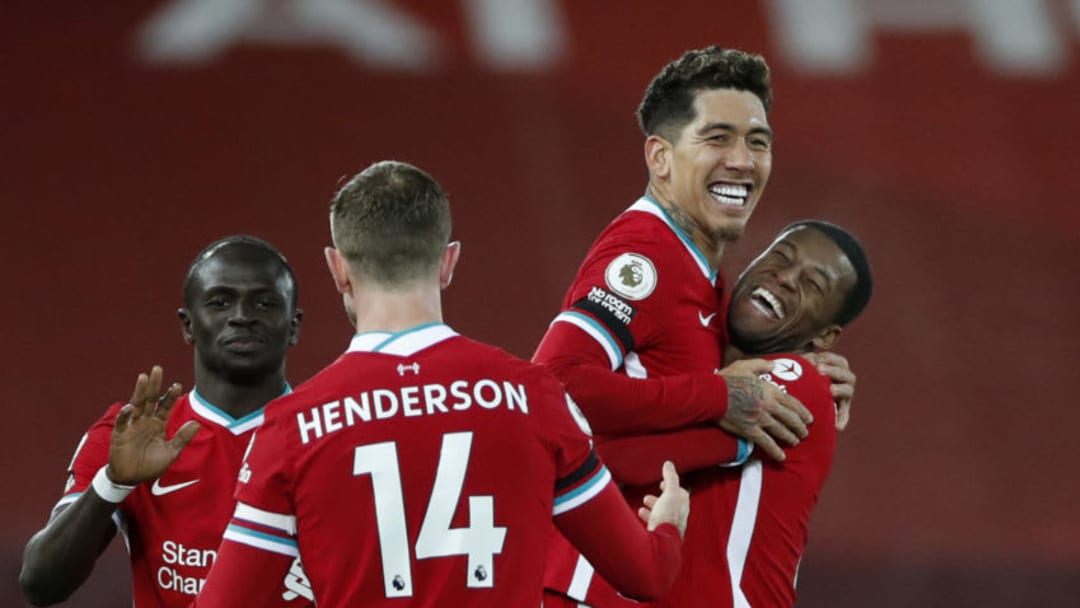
[191,161,690,607]
[534,47,856,606]
[549,220,872,607]
[19,236,311,607]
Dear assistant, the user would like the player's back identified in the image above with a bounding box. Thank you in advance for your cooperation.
[245,324,593,607]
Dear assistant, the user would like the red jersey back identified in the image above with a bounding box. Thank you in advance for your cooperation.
[226,324,607,607]
[58,392,311,607]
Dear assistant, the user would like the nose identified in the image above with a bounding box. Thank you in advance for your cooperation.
[227,300,255,324]
[774,267,798,292]
[725,139,754,172]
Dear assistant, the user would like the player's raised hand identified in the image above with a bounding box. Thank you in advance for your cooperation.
[716,359,812,462]
[108,366,200,485]
[803,351,855,431]
[637,461,690,538]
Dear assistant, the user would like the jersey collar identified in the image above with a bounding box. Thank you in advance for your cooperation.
[630,195,718,285]
[189,384,292,435]
[347,322,459,357]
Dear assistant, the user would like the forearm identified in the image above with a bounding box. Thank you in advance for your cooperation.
[598,426,751,487]
[193,540,295,607]
[535,325,728,434]
[20,493,118,605]
[554,483,682,601]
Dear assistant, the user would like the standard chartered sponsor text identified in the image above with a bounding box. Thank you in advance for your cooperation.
[158,540,215,595]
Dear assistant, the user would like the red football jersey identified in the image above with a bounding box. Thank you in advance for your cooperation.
[57,391,311,607]
[207,323,652,608]
[534,196,735,435]
[539,196,749,605]
[548,355,838,608]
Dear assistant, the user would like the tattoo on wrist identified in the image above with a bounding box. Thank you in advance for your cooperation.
[727,376,764,422]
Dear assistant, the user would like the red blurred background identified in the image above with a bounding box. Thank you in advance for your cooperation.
[3,1,1078,605]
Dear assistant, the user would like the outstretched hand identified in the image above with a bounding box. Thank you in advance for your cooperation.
[637,461,690,538]
[107,366,200,485]
[717,359,813,462]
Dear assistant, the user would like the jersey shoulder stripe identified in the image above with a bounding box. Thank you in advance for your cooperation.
[554,466,611,515]
[223,523,299,557]
[234,502,297,535]
[552,311,624,370]
[569,291,636,354]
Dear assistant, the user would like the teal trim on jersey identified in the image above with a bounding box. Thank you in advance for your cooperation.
[191,384,292,430]
[369,322,446,352]
[554,465,610,507]
[561,311,624,368]
[641,195,719,283]
[226,523,298,547]
[733,438,753,465]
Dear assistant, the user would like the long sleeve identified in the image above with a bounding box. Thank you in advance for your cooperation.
[554,481,682,601]
[191,539,296,607]
[534,321,728,434]
[597,425,751,487]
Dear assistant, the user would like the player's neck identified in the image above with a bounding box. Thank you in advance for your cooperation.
[646,183,725,268]
[193,368,289,419]
[349,284,444,335]
[722,342,810,366]
[722,343,746,367]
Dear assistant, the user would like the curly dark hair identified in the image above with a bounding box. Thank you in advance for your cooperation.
[637,46,772,142]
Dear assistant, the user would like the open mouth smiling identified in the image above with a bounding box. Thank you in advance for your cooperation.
[750,286,785,320]
[708,182,751,207]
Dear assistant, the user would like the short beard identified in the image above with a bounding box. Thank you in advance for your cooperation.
[667,202,746,247]
[712,221,746,243]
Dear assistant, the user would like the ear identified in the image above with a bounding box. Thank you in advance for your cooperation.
[324,247,352,295]
[178,308,194,344]
[440,241,462,289]
[644,134,672,180]
[288,308,304,346]
[811,325,842,351]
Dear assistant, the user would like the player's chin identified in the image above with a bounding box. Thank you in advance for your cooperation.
[730,319,781,352]
[221,356,280,379]
[710,217,749,242]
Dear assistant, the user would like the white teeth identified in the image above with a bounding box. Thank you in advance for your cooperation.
[751,287,785,319]
[708,184,749,206]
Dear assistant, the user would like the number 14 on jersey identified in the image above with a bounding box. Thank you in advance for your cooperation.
[353,432,507,598]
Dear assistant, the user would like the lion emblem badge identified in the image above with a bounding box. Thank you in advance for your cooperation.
[604,253,657,300]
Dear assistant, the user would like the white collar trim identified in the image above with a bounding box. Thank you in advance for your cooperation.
[627,197,718,284]
[347,323,458,357]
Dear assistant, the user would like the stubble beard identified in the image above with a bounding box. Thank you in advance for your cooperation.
[667,199,748,249]
[712,221,746,243]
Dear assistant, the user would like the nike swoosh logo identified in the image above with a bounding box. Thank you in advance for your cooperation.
[698,310,717,327]
[151,478,200,496]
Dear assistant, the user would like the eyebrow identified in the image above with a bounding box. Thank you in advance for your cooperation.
[776,240,834,289]
[697,122,774,140]
[812,266,833,289]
